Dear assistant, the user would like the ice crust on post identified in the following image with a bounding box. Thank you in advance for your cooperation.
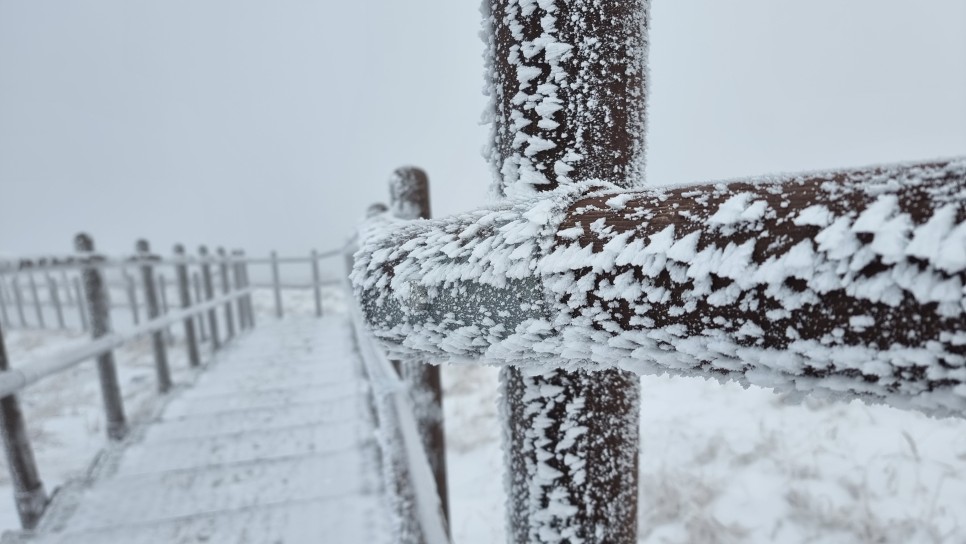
[353,157,966,417]
[482,0,650,198]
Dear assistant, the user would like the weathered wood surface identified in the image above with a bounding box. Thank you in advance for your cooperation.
[355,157,966,416]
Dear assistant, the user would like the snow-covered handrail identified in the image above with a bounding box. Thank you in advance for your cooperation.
[345,241,451,544]
[353,157,966,417]
[0,288,252,399]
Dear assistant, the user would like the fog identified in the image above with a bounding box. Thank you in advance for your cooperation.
[1,0,964,259]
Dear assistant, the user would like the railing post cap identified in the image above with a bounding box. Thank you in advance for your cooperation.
[198,246,209,256]
[136,239,150,253]
[74,233,94,252]
[173,244,185,254]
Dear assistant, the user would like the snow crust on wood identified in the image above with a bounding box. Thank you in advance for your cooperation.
[482,0,650,197]
[353,158,966,417]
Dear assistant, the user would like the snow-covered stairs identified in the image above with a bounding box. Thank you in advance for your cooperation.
[22,315,390,543]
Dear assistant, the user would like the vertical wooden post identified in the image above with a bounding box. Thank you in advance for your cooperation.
[0,325,48,529]
[241,251,256,329]
[158,274,174,345]
[271,251,283,318]
[124,270,140,326]
[12,277,27,328]
[217,248,236,340]
[199,246,220,351]
[72,277,89,332]
[484,1,649,541]
[45,273,66,330]
[136,240,172,393]
[231,250,249,330]
[389,167,449,526]
[75,233,127,440]
[174,245,201,367]
[60,270,74,305]
[27,271,44,329]
[193,271,208,342]
[0,279,10,328]
[311,250,323,318]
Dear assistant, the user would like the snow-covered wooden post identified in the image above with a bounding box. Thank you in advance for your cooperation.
[45,273,65,330]
[0,280,11,328]
[27,270,44,329]
[311,250,323,318]
[72,277,89,332]
[174,245,201,367]
[0,325,48,529]
[11,277,27,328]
[60,270,74,306]
[75,233,127,440]
[217,248,236,341]
[123,269,140,326]
[193,271,208,342]
[484,1,649,541]
[158,274,174,345]
[136,240,172,393]
[199,246,221,351]
[240,250,256,329]
[388,166,449,526]
[271,251,283,318]
[231,249,252,330]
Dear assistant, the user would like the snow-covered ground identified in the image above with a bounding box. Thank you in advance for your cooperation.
[5,287,966,542]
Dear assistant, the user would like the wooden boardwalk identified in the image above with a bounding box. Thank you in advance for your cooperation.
[17,315,390,543]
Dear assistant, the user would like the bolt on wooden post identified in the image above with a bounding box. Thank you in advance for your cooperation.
[388,167,449,527]
[136,240,172,393]
[217,248,236,340]
[75,233,127,440]
[484,1,649,541]
[199,246,220,351]
[174,245,201,367]
[0,325,48,529]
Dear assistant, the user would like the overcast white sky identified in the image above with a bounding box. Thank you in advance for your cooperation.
[1,0,964,259]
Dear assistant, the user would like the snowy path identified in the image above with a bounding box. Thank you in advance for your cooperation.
[18,314,390,543]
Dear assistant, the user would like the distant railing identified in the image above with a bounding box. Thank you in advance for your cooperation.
[0,235,341,530]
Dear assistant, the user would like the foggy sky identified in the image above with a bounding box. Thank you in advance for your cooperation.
[1,0,964,259]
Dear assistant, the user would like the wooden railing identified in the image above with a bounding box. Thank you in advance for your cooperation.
[0,235,342,530]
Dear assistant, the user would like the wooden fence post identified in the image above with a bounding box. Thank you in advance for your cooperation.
[311,250,323,318]
[0,325,48,529]
[388,167,449,527]
[11,277,26,328]
[199,246,220,351]
[75,233,127,440]
[72,277,89,332]
[45,273,66,330]
[231,250,249,330]
[217,248,236,340]
[174,245,201,367]
[158,274,174,345]
[136,240,172,393]
[241,251,256,328]
[271,251,283,318]
[484,1,649,541]
[60,270,74,305]
[192,272,208,342]
[0,279,10,328]
[123,269,140,326]
[27,271,44,329]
